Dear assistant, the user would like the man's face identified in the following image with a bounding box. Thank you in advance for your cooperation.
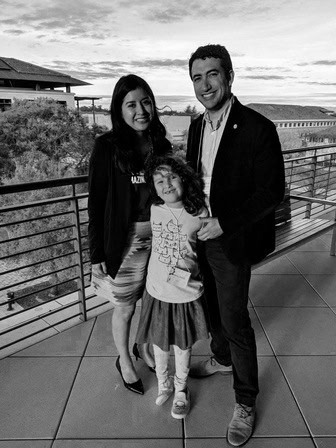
[191,57,234,112]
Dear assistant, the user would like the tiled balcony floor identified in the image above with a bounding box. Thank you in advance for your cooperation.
[1,233,336,448]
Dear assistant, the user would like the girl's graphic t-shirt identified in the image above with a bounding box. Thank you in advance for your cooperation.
[146,204,208,303]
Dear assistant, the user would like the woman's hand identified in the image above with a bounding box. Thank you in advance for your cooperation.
[92,261,107,276]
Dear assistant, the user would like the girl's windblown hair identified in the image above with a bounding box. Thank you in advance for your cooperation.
[144,155,206,216]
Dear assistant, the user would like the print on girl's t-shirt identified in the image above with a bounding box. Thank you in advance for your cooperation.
[152,219,187,267]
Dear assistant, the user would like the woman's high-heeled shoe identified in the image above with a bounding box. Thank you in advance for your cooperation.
[132,343,156,373]
[116,356,144,395]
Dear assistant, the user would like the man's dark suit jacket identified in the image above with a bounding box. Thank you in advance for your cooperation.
[186,97,285,265]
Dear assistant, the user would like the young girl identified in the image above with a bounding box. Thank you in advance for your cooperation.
[136,155,209,419]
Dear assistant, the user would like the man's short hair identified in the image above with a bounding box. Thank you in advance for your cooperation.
[188,44,233,81]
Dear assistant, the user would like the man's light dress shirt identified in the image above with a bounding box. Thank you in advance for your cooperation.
[201,95,234,216]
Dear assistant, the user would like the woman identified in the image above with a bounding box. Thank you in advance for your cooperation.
[88,74,171,394]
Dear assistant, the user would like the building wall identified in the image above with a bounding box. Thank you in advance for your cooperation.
[82,113,111,128]
[275,121,336,150]
[274,119,336,129]
[0,88,76,108]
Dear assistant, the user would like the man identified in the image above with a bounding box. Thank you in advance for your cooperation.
[187,44,285,447]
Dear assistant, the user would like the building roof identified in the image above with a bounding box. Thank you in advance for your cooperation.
[0,57,89,87]
[246,103,336,121]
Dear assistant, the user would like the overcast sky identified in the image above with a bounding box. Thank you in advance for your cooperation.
[1,0,335,111]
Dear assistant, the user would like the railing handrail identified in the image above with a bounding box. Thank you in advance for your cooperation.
[282,143,336,156]
[0,175,88,195]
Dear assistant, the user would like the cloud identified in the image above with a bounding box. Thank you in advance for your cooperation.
[242,75,291,80]
[298,60,336,66]
[3,29,25,35]
[1,0,116,39]
[129,59,187,68]
[42,58,188,81]
[243,66,290,72]
[304,81,336,86]
[114,0,284,24]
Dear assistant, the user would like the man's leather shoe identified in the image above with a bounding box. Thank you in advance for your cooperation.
[227,403,256,446]
[189,356,232,378]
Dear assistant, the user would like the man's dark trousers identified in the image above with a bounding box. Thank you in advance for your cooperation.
[201,238,259,407]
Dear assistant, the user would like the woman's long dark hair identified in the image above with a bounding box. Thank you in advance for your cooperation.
[110,74,171,173]
[144,155,206,216]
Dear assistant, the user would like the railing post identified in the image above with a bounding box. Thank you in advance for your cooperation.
[325,154,332,202]
[7,291,15,311]
[289,159,294,189]
[305,151,317,218]
[70,185,87,321]
[330,210,336,256]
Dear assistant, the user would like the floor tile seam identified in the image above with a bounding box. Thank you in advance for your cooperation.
[250,304,278,356]
[252,307,336,358]
[276,354,336,358]
[52,316,98,441]
[10,355,84,359]
[182,419,186,447]
[250,304,317,442]
[252,305,328,308]
[252,272,301,276]
[0,438,53,442]
[285,253,305,273]
[82,314,106,357]
[0,312,94,358]
[184,435,316,440]
[277,254,336,311]
[313,435,336,438]
[52,438,182,441]
[273,353,318,445]
[302,276,336,311]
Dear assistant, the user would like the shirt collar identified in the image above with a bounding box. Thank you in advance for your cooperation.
[204,95,234,131]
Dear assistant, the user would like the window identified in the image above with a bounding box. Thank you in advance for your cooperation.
[0,98,11,112]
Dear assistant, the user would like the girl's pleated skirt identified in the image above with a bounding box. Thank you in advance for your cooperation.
[136,289,209,351]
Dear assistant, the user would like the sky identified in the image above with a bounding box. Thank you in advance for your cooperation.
[1,0,336,112]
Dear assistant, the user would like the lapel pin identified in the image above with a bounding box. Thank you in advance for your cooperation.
[233,124,238,129]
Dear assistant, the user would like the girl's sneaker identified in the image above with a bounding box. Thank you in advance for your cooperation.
[156,377,174,406]
[171,388,190,419]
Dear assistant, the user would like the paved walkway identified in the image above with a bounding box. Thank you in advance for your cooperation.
[1,232,336,447]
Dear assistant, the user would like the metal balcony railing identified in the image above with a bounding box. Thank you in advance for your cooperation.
[283,144,336,220]
[1,143,336,355]
[0,176,110,355]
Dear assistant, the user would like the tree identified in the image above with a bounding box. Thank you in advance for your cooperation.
[0,98,96,305]
[183,105,198,116]
[0,144,15,184]
[0,98,96,182]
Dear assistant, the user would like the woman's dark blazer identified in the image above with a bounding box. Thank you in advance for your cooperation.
[186,97,285,265]
[88,131,134,278]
